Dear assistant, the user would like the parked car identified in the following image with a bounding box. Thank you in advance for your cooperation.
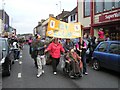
[0,38,14,76]
[92,41,120,72]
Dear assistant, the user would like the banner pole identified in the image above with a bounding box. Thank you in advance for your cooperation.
[80,25,83,58]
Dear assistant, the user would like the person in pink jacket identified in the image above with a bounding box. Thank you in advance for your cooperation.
[98,28,105,43]
[45,38,65,75]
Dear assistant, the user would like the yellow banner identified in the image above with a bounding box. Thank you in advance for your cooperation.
[46,17,81,38]
[47,17,60,31]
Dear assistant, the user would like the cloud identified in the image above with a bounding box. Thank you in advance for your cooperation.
[1,0,76,34]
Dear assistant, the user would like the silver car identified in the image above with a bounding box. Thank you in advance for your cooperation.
[0,38,14,76]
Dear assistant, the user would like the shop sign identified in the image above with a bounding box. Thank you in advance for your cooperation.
[99,11,120,22]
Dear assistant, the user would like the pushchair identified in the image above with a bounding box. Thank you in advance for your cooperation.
[63,49,83,79]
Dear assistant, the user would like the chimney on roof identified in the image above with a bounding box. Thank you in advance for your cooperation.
[62,9,64,13]
[41,19,45,23]
[49,14,54,17]
[38,22,42,25]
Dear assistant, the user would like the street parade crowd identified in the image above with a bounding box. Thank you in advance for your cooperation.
[28,28,107,78]
[2,28,107,78]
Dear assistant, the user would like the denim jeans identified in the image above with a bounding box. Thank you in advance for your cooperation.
[14,49,19,59]
[81,53,87,73]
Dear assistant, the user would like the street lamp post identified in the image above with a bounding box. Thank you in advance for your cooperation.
[56,3,59,16]
[56,1,62,19]
[59,1,61,13]
[56,1,62,14]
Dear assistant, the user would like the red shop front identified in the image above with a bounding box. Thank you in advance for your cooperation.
[93,10,120,40]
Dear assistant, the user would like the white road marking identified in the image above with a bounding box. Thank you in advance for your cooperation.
[19,61,22,65]
[18,73,22,78]
[20,56,22,58]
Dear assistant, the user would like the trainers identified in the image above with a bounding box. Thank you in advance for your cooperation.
[85,72,88,75]
[70,75,74,78]
[37,74,41,78]
[42,70,44,74]
[79,74,83,77]
[15,59,18,62]
[53,72,57,75]
[66,70,69,73]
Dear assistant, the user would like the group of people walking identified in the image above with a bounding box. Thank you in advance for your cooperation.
[30,35,65,77]
[29,29,107,78]
[8,36,22,60]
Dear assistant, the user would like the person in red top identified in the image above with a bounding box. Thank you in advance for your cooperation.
[98,28,105,43]
[44,38,65,75]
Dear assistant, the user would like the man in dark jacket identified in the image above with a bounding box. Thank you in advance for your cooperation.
[63,39,74,72]
[31,35,46,77]
[63,39,74,53]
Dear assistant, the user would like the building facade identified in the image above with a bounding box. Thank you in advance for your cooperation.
[0,19,2,35]
[68,7,77,23]
[56,9,70,20]
[33,22,47,38]
[33,11,71,38]
[78,0,120,40]
[33,18,49,38]
[0,10,9,33]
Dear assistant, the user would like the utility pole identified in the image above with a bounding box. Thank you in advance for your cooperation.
[56,1,62,19]
[56,3,59,16]
[90,0,94,36]
[59,1,61,13]
[56,1,62,14]
[11,17,14,36]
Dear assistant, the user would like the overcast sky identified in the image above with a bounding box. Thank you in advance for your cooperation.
[0,0,77,34]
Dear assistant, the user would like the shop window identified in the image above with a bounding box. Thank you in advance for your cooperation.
[119,0,120,7]
[84,0,90,17]
[106,26,120,41]
[95,0,103,14]
[95,0,120,14]
[103,0,113,11]
[113,0,120,8]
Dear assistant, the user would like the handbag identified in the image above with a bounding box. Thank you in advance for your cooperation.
[61,59,65,68]
[46,55,52,65]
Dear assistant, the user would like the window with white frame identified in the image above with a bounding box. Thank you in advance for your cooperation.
[70,14,76,22]
[95,0,120,14]
[104,0,113,11]
[95,0,103,13]
[84,0,90,16]
[113,0,120,8]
